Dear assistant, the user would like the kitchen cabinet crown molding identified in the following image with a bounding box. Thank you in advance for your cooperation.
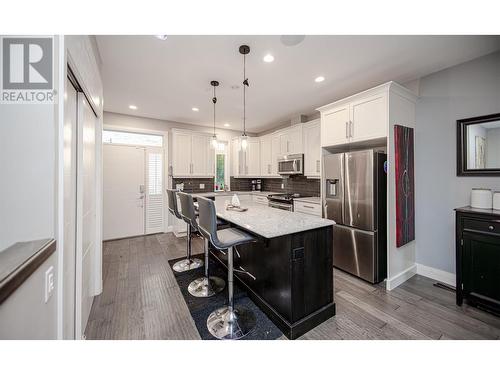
[316,81,417,113]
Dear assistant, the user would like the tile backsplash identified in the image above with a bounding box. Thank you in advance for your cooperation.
[172,178,214,193]
[262,176,320,196]
[230,176,320,196]
[173,175,320,197]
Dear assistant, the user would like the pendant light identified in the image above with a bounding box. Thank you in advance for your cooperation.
[239,45,250,150]
[210,80,219,149]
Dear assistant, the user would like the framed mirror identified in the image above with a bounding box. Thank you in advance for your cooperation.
[457,113,500,176]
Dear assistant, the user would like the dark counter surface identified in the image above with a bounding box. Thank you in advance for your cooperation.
[455,206,500,217]
[0,238,56,304]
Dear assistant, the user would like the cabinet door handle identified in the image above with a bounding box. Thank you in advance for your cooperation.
[350,120,353,138]
[345,122,349,138]
[316,160,320,173]
[268,164,271,174]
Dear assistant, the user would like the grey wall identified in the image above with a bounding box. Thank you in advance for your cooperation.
[0,104,55,250]
[415,51,500,274]
[0,253,58,339]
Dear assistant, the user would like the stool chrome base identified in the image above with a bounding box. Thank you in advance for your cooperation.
[172,258,203,273]
[188,276,225,297]
[207,306,256,340]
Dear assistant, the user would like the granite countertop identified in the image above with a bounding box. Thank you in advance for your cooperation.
[193,191,278,198]
[212,200,335,239]
[294,196,321,204]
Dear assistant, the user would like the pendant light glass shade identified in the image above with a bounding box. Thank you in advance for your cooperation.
[241,135,248,150]
[211,135,218,148]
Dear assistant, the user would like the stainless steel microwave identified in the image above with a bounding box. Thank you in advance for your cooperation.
[277,154,304,175]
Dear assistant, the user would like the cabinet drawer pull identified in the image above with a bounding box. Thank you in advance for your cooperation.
[302,205,315,209]
[489,225,494,231]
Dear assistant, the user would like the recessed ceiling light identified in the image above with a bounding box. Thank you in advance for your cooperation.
[315,76,325,83]
[129,105,137,110]
[224,123,230,127]
[155,35,168,40]
[192,107,199,112]
[263,54,274,63]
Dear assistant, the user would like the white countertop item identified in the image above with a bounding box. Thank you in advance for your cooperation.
[471,188,492,209]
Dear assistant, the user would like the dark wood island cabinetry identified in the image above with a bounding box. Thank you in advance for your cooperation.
[455,207,500,315]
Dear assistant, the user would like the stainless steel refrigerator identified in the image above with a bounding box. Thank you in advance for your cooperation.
[323,149,387,283]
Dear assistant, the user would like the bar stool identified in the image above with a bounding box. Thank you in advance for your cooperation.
[166,189,203,272]
[197,196,257,340]
[177,192,225,297]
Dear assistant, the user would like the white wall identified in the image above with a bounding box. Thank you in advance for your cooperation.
[415,51,500,275]
[0,36,61,339]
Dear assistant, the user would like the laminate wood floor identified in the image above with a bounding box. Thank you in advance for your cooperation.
[85,234,500,340]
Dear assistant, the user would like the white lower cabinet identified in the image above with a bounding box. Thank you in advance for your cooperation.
[293,200,322,217]
[253,194,268,205]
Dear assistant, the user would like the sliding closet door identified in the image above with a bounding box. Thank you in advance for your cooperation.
[76,93,98,338]
[62,76,78,339]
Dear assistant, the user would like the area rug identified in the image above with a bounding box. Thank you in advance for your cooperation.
[168,254,283,340]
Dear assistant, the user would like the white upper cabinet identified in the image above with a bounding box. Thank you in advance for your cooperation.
[317,82,411,148]
[320,104,350,147]
[280,124,303,155]
[171,130,213,177]
[246,138,261,176]
[303,120,321,177]
[260,136,273,176]
[172,131,192,176]
[270,134,281,175]
[231,136,260,177]
[349,93,387,142]
[191,134,213,176]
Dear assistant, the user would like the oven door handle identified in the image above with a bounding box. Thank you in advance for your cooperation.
[268,201,293,211]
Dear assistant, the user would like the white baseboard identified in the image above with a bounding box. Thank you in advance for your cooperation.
[416,263,456,287]
[386,264,417,291]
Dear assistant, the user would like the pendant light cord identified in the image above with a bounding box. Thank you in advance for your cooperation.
[213,85,216,137]
[243,53,246,136]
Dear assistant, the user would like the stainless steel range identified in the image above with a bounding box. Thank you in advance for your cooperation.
[267,193,310,211]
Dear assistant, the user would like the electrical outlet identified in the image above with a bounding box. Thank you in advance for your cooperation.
[199,183,205,189]
[45,266,54,303]
[281,183,284,189]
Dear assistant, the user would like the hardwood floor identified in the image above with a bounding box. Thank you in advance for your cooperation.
[85,234,500,340]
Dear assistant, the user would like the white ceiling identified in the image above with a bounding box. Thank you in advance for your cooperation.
[96,35,500,133]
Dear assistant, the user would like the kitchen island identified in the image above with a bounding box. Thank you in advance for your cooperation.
[193,195,336,339]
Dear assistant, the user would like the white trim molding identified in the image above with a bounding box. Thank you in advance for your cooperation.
[386,264,417,291]
[416,263,456,287]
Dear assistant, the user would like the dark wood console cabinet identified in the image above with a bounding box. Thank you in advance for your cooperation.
[455,207,500,315]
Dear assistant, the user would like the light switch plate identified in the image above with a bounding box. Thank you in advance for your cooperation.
[200,183,205,189]
[45,266,54,303]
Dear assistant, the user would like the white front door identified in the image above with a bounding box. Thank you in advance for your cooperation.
[103,144,145,240]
